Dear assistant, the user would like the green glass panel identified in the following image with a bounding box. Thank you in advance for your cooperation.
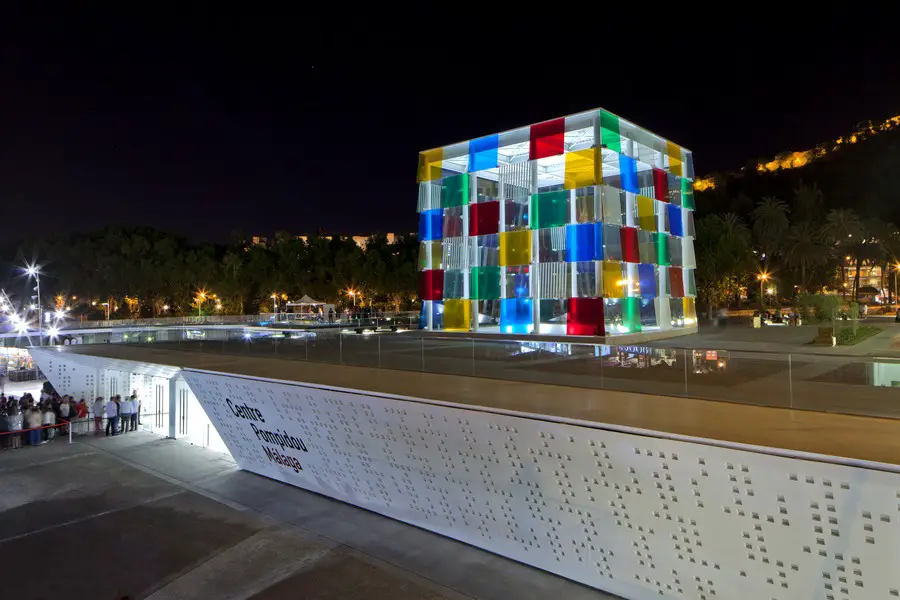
[471,266,501,300]
[599,109,622,154]
[655,232,671,266]
[622,297,642,333]
[531,191,568,229]
[441,173,469,208]
[681,178,695,210]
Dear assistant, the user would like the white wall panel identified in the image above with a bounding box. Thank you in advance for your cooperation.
[181,368,900,600]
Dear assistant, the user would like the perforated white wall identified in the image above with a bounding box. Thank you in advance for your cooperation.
[33,354,96,400]
[181,369,900,600]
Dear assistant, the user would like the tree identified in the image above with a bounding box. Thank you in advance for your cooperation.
[751,196,790,268]
[792,180,824,224]
[821,208,863,290]
[695,213,754,313]
[783,223,827,291]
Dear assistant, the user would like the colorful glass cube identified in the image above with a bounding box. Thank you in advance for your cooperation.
[567,297,604,336]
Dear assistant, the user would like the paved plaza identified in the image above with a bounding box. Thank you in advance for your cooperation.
[0,431,612,600]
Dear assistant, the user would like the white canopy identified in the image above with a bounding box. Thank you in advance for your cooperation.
[286,295,325,307]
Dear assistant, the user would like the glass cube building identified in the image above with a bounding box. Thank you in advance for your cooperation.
[417,108,696,337]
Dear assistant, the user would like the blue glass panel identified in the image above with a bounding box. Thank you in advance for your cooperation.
[418,209,443,241]
[638,263,657,298]
[500,298,532,334]
[668,204,683,237]
[593,222,604,260]
[565,223,595,262]
[619,155,639,193]
[418,300,443,330]
[469,134,499,172]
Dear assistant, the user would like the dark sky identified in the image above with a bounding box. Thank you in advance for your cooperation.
[1,13,897,243]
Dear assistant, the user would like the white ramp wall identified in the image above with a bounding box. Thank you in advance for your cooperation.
[182,368,900,600]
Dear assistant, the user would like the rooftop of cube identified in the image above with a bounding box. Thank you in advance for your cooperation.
[417,107,694,182]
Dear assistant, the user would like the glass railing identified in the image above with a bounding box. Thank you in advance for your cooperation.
[52,326,900,420]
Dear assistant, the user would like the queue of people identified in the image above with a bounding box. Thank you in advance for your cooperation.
[0,388,141,449]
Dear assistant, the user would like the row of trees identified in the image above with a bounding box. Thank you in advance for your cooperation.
[5,228,419,318]
[695,181,900,311]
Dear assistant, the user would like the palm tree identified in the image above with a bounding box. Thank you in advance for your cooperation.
[792,180,824,224]
[784,223,827,291]
[821,208,863,290]
[751,197,790,268]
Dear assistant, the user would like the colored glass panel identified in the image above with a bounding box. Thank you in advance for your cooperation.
[441,173,469,208]
[499,230,531,266]
[570,261,599,297]
[653,167,668,202]
[418,240,442,271]
[618,154,639,193]
[443,299,471,331]
[681,178,695,210]
[529,118,565,159]
[418,209,442,241]
[471,266,501,300]
[603,224,622,261]
[684,268,697,297]
[683,151,695,180]
[601,185,626,226]
[668,204,683,237]
[638,263,657,298]
[505,266,530,298]
[636,195,657,232]
[504,198,529,231]
[683,297,697,323]
[443,269,465,299]
[416,148,443,182]
[620,226,639,263]
[622,297,642,333]
[418,269,444,301]
[565,223,597,262]
[655,232,671,266]
[602,261,624,298]
[443,207,463,238]
[638,230,656,265]
[599,109,622,154]
[667,141,683,177]
[566,297,604,336]
[418,300,443,330]
[564,148,599,189]
[500,298,533,334]
[469,200,499,236]
[469,134,499,172]
[531,191,568,229]
[669,267,684,298]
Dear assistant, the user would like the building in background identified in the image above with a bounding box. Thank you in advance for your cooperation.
[416,108,697,338]
[296,233,396,250]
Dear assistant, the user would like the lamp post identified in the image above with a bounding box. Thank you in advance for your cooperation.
[895,263,900,308]
[24,265,42,346]
[101,302,110,321]
[271,293,278,318]
[757,271,769,312]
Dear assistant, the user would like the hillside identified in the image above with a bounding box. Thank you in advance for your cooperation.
[694,114,900,222]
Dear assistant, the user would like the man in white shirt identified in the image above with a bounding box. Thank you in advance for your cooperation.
[105,397,119,436]
[92,397,105,436]
[120,396,133,433]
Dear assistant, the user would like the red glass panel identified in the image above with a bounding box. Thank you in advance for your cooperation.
[418,269,444,301]
[620,226,640,263]
[669,267,684,298]
[529,118,565,160]
[469,201,500,236]
[653,167,669,202]
[567,297,605,336]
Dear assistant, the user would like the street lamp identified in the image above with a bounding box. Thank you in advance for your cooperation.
[24,264,42,346]
[101,302,110,321]
[271,293,279,317]
[757,271,769,311]
[346,288,357,308]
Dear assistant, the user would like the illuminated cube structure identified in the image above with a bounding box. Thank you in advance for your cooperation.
[417,108,697,337]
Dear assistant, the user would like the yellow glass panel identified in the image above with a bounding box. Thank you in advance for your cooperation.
[443,299,471,331]
[418,240,442,270]
[499,230,532,266]
[564,148,599,189]
[683,297,697,324]
[417,148,443,182]
[636,195,657,232]
[667,141,683,177]
[602,260,624,299]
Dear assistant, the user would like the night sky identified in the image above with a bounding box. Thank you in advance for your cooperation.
[1,14,897,243]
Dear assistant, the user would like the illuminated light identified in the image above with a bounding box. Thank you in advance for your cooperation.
[123,334,129,340]
[71,296,77,300]
[15,323,28,334]
[767,286,776,295]
[24,264,40,277]
[395,328,407,333]
[91,301,97,306]
[243,332,252,340]
[162,305,170,311]
[47,326,60,338]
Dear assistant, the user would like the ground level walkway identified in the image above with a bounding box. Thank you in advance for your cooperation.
[0,430,612,600]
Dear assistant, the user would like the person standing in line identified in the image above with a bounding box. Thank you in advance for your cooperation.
[26,406,43,446]
[129,395,138,432]
[75,398,88,435]
[105,396,119,436]
[0,404,8,449]
[8,405,22,449]
[59,396,72,436]
[119,395,132,433]
[92,397,105,435]
[42,405,55,442]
